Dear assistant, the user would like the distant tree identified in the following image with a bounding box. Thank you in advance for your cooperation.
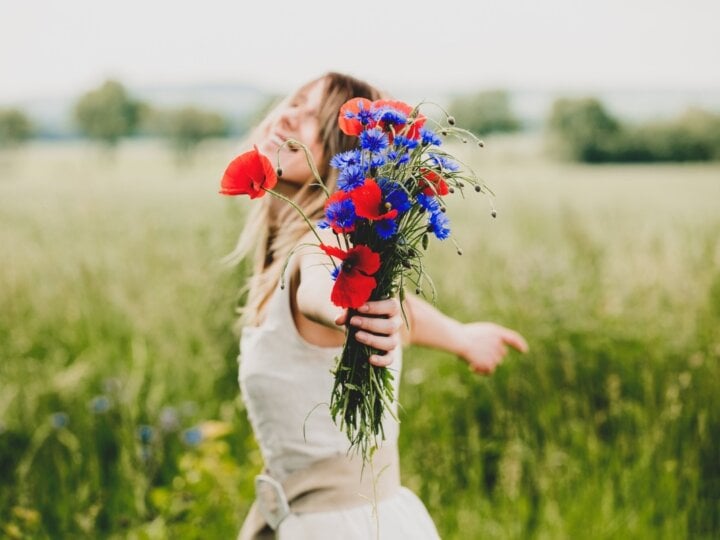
[548,98,720,163]
[74,80,143,147]
[145,106,229,162]
[448,90,520,135]
[0,108,33,148]
[547,98,622,162]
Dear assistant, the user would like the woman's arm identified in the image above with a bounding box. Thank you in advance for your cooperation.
[394,293,529,374]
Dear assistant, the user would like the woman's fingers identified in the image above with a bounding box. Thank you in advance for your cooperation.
[354,330,399,353]
[358,298,400,317]
[349,315,401,335]
[369,353,394,367]
[500,328,529,353]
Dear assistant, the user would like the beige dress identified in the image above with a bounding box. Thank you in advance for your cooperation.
[238,278,440,539]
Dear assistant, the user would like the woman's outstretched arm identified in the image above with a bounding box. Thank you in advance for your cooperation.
[395,293,529,374]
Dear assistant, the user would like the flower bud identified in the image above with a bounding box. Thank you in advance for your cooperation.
[491,210,497,218]
[457,248,463,255]
[462,138,468,143]
[384,202,392,210]
[478,140,485,148]
[422,234,429,250]
[402,259,412,269]
[276,167,283,177]
[447,116,456,126]
[474,185,481,192]
[440,206,447,213]
[415,287,422,294]
[440,129,448,136]
[448,186,455,194]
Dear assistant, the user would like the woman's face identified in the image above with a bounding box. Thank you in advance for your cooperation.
[255,78,326,186]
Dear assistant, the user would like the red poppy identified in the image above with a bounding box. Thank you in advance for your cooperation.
[219,145,277,199]
[350,179,398,221]
[373,99,427,140]
[419,168,449,196]
[319,244,381,308]
[338,98,375,136]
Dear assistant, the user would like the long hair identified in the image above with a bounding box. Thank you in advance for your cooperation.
[225,72,383,327]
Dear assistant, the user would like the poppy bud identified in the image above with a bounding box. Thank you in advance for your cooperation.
[447,116,456,125]
[474,185,481,192]
[276,167,283,177]
[491,210,497,218]
[457,248,463,255]
[462,138,468,143]
[457,181,464,188]
[422,234,429,250]
[402,259,412,269]
[448,186,455,194]
[440,206,447,213]
[415,287,422,294]
[478,140,485,148]
[440,129,448,136]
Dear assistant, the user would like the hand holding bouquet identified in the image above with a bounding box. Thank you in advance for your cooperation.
[221,97,492,461]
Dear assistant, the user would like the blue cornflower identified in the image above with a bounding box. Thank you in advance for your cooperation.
[330,266,340,281]
[393,135,419,150]
[337,165,366,192]
[323,196,357,232]
[51,412,69,429]
[378,178,411,214]
[429,153,460,172]
[137,425,154,444]
[370,154,387,169]
[89,395,110,414]
[416,193,441,213]
[182,426,203,446]
[360,128,389,153]
[420,127,442,147]
[376,218,398,239]
[356,106,379,126]
[378,108,407,128]
[429,212,451,240]
[387,150,410,166]
[330,150,362,170]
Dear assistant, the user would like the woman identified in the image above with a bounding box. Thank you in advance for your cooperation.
[228,72,528,539]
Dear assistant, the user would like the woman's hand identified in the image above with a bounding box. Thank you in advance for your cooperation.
[456,322,529,375]
[335,298,403,368]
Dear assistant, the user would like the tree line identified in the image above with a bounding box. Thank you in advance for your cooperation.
[2,81,719,163]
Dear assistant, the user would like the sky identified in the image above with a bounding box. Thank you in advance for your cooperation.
[1,0,719,103]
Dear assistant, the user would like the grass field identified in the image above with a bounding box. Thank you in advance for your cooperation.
[1,136,719,539]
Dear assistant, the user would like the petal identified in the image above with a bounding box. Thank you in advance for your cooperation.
[319,243,348,261]
[350,179,397,221]
[331,270,376,308]
[347,245,381,275]
[338,98,373,136]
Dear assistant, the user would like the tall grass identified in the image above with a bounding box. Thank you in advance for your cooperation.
[0,136,718,538]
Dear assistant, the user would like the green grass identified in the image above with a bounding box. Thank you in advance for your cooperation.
[0,136,718,539]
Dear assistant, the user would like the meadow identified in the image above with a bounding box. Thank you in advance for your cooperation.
[1,136,718,539]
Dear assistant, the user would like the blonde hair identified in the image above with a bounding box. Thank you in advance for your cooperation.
[225,73,383,327]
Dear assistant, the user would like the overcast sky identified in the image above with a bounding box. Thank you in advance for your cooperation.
[1,0,718,103]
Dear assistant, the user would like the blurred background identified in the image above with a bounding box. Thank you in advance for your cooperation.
[1,1,719,538]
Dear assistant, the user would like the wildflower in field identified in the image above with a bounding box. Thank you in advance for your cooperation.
[50,412,68,429]
[137,425,154,445]
[182,426,204,447]
[159,406,180,432]
[89,395,110,414]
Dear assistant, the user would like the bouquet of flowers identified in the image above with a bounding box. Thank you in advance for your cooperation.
[220,97,492,461]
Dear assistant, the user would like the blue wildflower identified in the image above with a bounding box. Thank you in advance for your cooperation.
[393,135,419,150]
[378,178,411,214]
[370,154,387,169]
[89,395,110,414]
[416,193,441,213]
[359,128,389,153]
[330,266,340,281]
[337,165,366,192]
[330,150,362,170]
[378,109,407,128]
[429,153,460,172]
[429,212,451,240]
[420,128,442,147]
[182,426,203,446]
[51,412,69,429]
[376,218,398,239]
[324,194,357,232]
[387,150,410,166]
[137,424,154,444]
